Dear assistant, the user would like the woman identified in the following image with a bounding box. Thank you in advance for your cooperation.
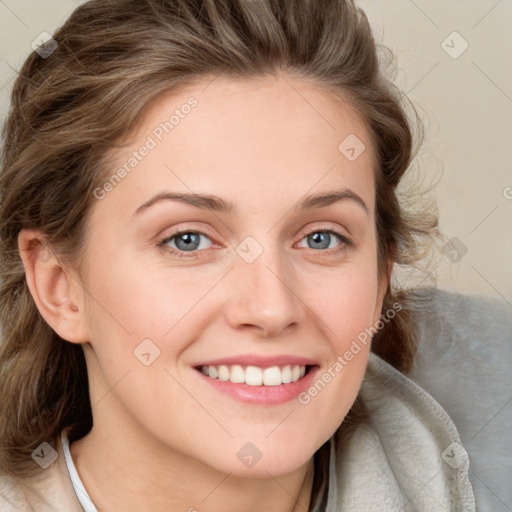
[0,0,478,510]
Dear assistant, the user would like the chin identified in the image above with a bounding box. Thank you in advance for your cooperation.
[202,436,318,478]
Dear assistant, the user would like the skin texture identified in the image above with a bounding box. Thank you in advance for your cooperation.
[18,74,388,512]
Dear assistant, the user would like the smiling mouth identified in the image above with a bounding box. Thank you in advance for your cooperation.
[195,364,315,387]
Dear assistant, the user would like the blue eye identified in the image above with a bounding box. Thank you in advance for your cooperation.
[298,230,345,250]
[160,231,212,253]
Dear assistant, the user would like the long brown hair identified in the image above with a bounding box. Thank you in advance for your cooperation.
[0,0,437,492]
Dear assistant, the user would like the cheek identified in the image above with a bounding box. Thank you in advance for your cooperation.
[307,259,381,348]
[83,245,220,338]
[294,271,378,445]
[298,253,381,400]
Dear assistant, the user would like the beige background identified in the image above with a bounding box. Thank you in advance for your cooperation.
[1,0,511,307]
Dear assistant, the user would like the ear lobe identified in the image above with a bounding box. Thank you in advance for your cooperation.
[17,229,89,344]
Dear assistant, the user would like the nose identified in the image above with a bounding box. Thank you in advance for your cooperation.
[223,246,304,339]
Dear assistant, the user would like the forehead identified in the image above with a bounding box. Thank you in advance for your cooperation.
[93,74,376,218]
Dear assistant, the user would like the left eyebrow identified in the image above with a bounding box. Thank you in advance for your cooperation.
[296,188,369,215]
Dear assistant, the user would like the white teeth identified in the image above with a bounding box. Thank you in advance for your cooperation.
[245,366,263,386]
[230,365,245,383]
[199,364,308,386]
[281,365,292,384]
[263,366,282,386]
[218,365,230,381]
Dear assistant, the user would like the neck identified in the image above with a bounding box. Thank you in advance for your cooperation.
[69,424,315,512]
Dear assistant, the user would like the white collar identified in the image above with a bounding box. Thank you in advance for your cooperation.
[61,430,97,512]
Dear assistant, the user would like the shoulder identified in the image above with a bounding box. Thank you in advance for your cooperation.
[332,352,475,511]
[408,287,511,363]
[407,288,512,511]
[0,433,84,512]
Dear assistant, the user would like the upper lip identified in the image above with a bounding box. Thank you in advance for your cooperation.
[193,354,319,369]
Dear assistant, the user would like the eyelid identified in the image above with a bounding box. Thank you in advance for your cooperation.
[160,228,212,245]
[296,222,351,243]
[158,222,218,243]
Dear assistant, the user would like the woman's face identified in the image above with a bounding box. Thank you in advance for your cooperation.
[78,74,386,476]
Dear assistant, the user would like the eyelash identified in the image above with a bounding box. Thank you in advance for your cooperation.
[157,227,352,259]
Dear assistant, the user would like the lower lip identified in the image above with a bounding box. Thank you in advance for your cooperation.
[195,366,320,405]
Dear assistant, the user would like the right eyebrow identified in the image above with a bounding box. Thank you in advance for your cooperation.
[132,192,236,217]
